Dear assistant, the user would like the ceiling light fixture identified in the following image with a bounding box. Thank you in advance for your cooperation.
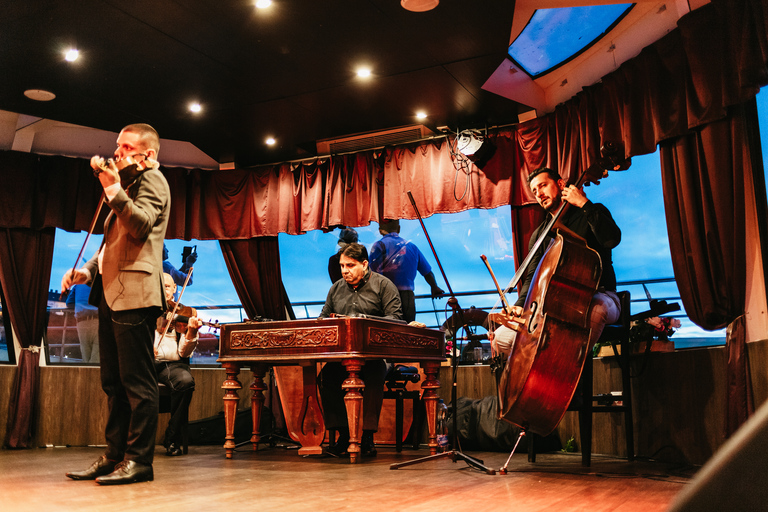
[255,0,272,8]
[416,111,427,119]
[24,89,56,102]
[401,0,439,12]
[65,49,79,62]
[189,102,202,113]
[356,67,372,78]
[265,137,276,145]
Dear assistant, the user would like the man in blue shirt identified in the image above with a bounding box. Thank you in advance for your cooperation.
[369,219,445,322]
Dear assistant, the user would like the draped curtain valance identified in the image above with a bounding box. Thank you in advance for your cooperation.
[0,0,764,241]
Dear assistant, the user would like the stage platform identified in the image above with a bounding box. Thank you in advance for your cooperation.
[0,444,696,511]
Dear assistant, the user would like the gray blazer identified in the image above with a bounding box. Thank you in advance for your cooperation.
[84,168,171,312]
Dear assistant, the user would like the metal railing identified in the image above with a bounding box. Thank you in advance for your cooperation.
[42,276,723,364]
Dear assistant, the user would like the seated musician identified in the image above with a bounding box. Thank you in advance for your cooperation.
[491,167,622,356]
[318,242,403,457]
[154,273,203,456]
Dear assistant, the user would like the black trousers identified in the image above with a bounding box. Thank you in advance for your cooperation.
[399,290,416,323]
[155,361,195,445]
[319,360,387,432]
[98,295,161,466]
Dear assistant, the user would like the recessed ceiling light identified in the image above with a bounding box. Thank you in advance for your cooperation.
[24,89,56,102]
[189,102,202,113]
[265,137,276,145]
[255,0,272,8]
[65,49,79,62]
[356,67,372,78]
[416,111,427,119]
[401,0,439,12]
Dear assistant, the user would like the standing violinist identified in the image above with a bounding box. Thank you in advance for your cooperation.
[61,123,170,485]
[155,273,202,456]
[492,167,622,355]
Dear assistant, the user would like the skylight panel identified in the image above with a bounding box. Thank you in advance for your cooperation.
[508,4,634,77]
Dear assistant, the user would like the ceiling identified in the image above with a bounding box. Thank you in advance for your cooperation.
[0,0,703,169]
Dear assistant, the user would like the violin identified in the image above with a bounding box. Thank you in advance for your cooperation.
[92,154,158,188]
[157,300,220,335]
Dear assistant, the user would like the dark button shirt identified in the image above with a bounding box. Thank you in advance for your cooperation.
[515,201,621,307]
[319,269,403,320]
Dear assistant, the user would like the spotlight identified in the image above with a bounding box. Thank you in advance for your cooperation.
[457,130,496,169]
[65,49,79,62]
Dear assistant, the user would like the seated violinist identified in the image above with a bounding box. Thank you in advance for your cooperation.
[154,273,203,456]
[490,167,622,357]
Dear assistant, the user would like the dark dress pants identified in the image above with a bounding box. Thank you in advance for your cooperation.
[319,359,387,432]
[399,290,416,323]
[98,295,161,466]
[155,361,195,445]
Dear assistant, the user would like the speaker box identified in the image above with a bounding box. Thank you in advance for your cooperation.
[668,398,768,511]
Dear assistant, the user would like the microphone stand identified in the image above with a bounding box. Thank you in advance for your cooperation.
[390,192,495,474]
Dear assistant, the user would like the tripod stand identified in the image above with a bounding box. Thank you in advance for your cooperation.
[389,192,495,475]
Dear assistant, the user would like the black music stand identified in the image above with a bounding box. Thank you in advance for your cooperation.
[389,193,495,475]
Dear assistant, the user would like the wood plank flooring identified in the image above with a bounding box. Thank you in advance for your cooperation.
[0,443,697,511]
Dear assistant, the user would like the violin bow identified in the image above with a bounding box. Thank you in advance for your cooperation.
[480,255,514,315]
[159,266,194,341]
[61,191,106,300]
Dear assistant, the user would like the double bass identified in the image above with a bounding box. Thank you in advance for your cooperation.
[493,146,629,436]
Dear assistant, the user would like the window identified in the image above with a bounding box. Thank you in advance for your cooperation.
[46,234,240,365]
[508,4,634,77]
[0,282,13,364]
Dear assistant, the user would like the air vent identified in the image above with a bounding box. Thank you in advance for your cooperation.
[316,125,434,155]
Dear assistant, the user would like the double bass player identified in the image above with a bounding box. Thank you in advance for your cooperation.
[492,166,622,363]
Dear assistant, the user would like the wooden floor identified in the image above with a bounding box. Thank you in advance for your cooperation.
[0,441,697,512]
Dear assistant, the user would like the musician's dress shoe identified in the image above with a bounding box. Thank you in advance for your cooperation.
[361,430,377,457]
[326,431,350,457]
[95,460,154,485]
[66,455,118,480]
[165,442,183,456]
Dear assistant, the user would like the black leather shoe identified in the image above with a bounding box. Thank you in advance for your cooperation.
[95,460,154,485]
[326,432,350,457]
[66,455,118,480]
[165,442,183,456]
[361,430,377,457]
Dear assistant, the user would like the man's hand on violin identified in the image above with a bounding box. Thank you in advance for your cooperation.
[185,316,203,337]
[561,184,588,208]
[90,156,121,189]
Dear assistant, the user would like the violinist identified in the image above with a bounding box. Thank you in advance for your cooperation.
[62,123,170,485]
[492,167,622,356]
[155,273,203,456]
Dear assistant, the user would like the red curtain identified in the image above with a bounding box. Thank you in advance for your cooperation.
[0,227,55,448]
[219,237,294,321]
[659,101,764,436]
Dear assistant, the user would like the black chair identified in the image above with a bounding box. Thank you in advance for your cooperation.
[158,382,190,455]
[382,364,424,452]
[528,290,634,466]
